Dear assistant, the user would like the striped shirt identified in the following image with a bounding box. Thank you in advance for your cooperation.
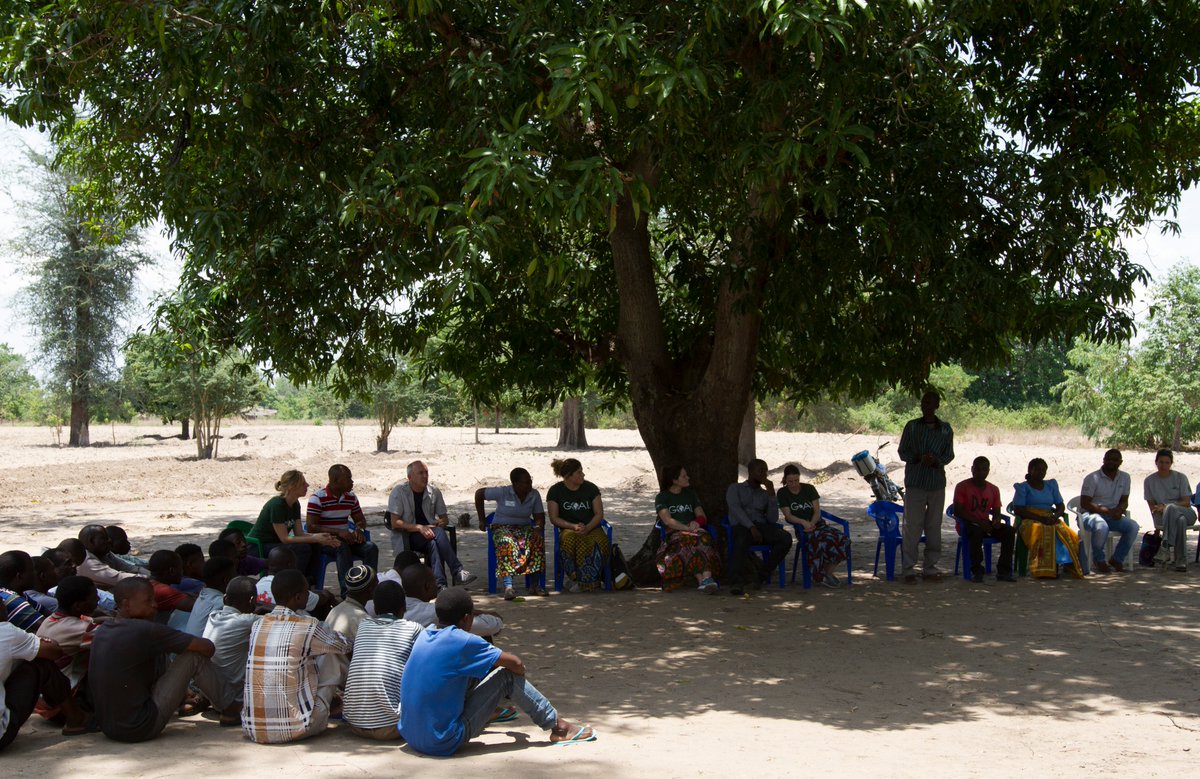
[306,487,360,532]
[898,416,955,490]
[242,606,350,743]
[36,611,98,686]
[343,616,424,731]
[1,588,47,632]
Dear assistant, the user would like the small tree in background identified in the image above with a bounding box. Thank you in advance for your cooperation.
[139,291,266,459]
[13,154,147,446]
[1060,266,1200,450]
[0,344,38,423]
[366,369,424,453]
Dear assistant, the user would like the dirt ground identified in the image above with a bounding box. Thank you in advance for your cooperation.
[2,421,1198,778]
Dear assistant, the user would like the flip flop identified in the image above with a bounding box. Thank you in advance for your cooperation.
[489,706,519,723]
[554,724,597,745]
[61,720,100,737]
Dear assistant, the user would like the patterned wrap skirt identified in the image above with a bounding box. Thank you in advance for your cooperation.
[656,530,721,591]
[806,522,851,583]
[559,526,611,590]
[492,524,546,576]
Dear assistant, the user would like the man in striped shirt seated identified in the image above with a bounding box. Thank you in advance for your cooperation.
[242,569,350,744]
[307,464,379,597]
[343,580,423,740]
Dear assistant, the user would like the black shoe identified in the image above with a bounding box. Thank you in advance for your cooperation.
[972,572,984,583]
[996,572,1017,582]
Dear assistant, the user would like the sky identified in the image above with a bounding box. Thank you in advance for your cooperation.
[0,117,1196,371]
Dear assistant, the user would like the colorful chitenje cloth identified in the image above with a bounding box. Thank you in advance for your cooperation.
[491,525,545,577]
[559,527,610,590]
[657,530,721,591]
[1018,508,1084,579]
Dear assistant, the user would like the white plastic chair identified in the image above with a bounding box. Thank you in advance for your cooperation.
[1067,496,1130,572]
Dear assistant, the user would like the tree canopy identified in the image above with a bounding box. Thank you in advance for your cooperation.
[5,1,1199,507]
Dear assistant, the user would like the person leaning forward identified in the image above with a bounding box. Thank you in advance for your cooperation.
[387,460,475,589]
[952,456,1016,584]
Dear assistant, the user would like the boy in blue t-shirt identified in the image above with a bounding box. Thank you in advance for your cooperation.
[398,589,595,755]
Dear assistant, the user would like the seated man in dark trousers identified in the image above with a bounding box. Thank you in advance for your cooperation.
[387,460,474,589]
[1,598,89,749]
[399,588,594,755]
[952,456,1016,583]
[725,459,792,596]
[88,577,236,742]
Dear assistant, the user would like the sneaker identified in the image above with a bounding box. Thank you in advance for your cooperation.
[503,587,517,601]
[454,570,478,587]
[698,577,718,594]
[820,574,840,588]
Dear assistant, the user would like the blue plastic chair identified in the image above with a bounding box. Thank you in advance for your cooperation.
[789,510,853,589]
[553,520,614,592]
[948,505,1012,581]
[720,517,786,588]
[485,512,547,594]
[868,500,914,580]
[314,527,372,590]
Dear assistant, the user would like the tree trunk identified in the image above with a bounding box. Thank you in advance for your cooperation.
[69,394,89,447]
[737,396,756,466]
[474,401,481,444]
[376,433,389,452]
[336,417,346,451]
[1173,415,1183,452]
[556,396,589,449]
[608,149,768,518]
[180,418,190,440]
[494,405,500,434]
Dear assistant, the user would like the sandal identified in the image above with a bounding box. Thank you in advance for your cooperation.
[503,587,517,601]
[177,694,208,717]
[529,586,550,597]
[552,723,597,745]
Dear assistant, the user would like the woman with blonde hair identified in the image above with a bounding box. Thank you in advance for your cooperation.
[247,470,341,584]
[547,458,609,593]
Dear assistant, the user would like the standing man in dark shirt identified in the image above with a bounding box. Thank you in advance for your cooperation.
[387,461,474,589]
[898,391,956,584]
[725,459,792,596]
[89,577,236,742]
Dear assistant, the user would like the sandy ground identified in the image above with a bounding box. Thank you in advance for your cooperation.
[2,420,1200,778]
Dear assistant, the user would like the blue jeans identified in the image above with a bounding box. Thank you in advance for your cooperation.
[408,527,462,587]
[335,540,380,596]
[1080,512,1139,564]
[460,668,557,746]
